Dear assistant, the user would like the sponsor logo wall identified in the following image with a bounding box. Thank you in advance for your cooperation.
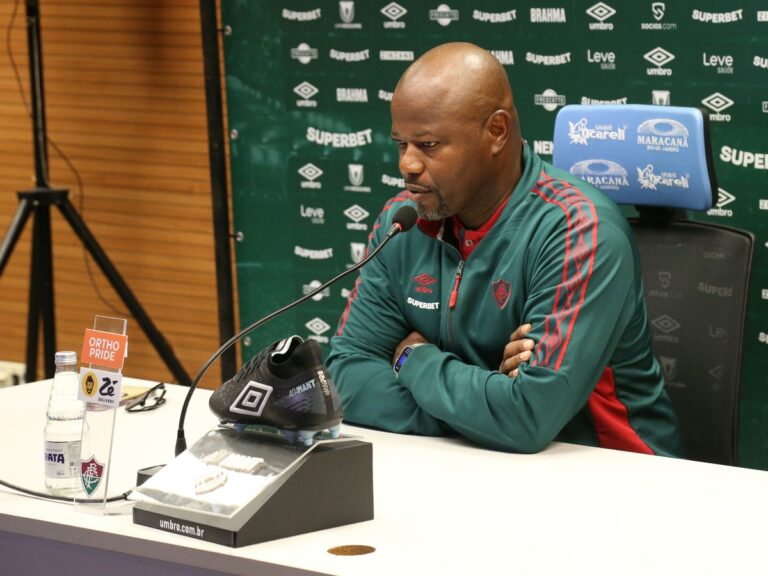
[224,0,768,466]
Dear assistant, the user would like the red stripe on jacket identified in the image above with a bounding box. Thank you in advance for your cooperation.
[587,368,654,454]
[531,171,599,370]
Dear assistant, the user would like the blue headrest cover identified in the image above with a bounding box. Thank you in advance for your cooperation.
[552,105,715,211]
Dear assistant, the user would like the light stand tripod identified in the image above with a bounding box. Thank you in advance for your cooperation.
[0,0,191,386]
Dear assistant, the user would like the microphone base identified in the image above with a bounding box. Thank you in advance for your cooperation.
[136,464,166,486]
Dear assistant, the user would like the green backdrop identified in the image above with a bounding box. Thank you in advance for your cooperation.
[220,1,768,468]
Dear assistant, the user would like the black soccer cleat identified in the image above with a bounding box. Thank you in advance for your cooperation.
[209,336,343,445]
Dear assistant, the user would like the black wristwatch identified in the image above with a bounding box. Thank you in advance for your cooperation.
[393,345,419,376]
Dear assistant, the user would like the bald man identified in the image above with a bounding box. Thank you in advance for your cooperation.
[327,43,683,456]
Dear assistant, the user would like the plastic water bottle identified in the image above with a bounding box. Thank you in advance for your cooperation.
[44,351,86,496]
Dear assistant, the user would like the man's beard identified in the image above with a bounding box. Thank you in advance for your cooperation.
[414,190,451,221]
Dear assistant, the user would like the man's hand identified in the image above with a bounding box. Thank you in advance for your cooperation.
[393,331,429,365]
[499,324,535,378]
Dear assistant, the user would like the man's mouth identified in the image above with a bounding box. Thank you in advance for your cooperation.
[405,183,431,194]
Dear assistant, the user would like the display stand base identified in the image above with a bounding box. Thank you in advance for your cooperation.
[132,433,373,547]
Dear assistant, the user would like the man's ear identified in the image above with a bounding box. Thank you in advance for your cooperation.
[486,110,511,155]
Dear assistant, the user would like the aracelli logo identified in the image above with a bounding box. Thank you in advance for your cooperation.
[413,273,438,294]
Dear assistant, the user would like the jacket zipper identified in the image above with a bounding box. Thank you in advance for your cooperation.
[446,259,464,348]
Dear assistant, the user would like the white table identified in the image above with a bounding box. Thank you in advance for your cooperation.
[1,380,766,576]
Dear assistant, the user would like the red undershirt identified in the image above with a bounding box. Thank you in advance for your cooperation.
[451,195,512,259]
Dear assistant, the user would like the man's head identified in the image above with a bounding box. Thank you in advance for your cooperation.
[391,42,523,228]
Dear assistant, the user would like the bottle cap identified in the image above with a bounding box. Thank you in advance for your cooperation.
[54,351,77,366]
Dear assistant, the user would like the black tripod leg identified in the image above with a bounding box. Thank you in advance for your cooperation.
[25,205,44,382]
[36,202,56,377]
[0,197,34,276]
[57,198,192,386]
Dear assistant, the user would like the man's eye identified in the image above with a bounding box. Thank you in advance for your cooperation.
[420,142,438,149]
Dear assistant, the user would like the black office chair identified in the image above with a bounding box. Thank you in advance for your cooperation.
[552,105,754,466]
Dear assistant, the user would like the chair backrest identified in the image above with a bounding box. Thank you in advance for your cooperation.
[552,104,754,466]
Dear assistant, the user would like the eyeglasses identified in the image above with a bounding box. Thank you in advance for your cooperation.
[125,382,167,413]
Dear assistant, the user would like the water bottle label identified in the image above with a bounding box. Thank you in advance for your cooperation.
[44,440,81,480]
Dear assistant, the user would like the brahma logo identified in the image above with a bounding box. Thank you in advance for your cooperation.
[344,204,370,230]
[337,88,368,103]
[568,118,626,145]
[306,317,331,343]
[570,159,628,190]
[230,381,273,418]
[335,1,362,29]
[701,92,733,122]
[534,89,566,111]
[298,163,323,189]
[586,2,615,29]
[644,47,675,75]
[691,9,743,23]
[293,81,318,108]
[291,43,319,64]
[413,273,438,294]
[490,50,515,65]
[381,2,407,28]
[637,118,689,152]
[430,4,459,26]
[530,7,566,22]
[707,187,735,217]
[636,165,690,190]
[344,164,371,192]
[473,9,517,23]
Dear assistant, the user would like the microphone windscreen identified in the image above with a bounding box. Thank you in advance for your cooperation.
[392,205,418,232]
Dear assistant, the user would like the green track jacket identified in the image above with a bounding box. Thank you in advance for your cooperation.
[327,143,683,456]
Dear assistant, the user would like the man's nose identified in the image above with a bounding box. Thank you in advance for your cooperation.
[399,145,424,176]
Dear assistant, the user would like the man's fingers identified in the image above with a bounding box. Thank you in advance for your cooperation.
[508,323,532,342]
[500,350,532,373]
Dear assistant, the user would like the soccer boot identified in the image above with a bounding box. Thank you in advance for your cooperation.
[209,336,343,445]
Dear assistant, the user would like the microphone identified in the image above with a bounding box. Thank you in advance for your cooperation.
[174,204,418,455]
